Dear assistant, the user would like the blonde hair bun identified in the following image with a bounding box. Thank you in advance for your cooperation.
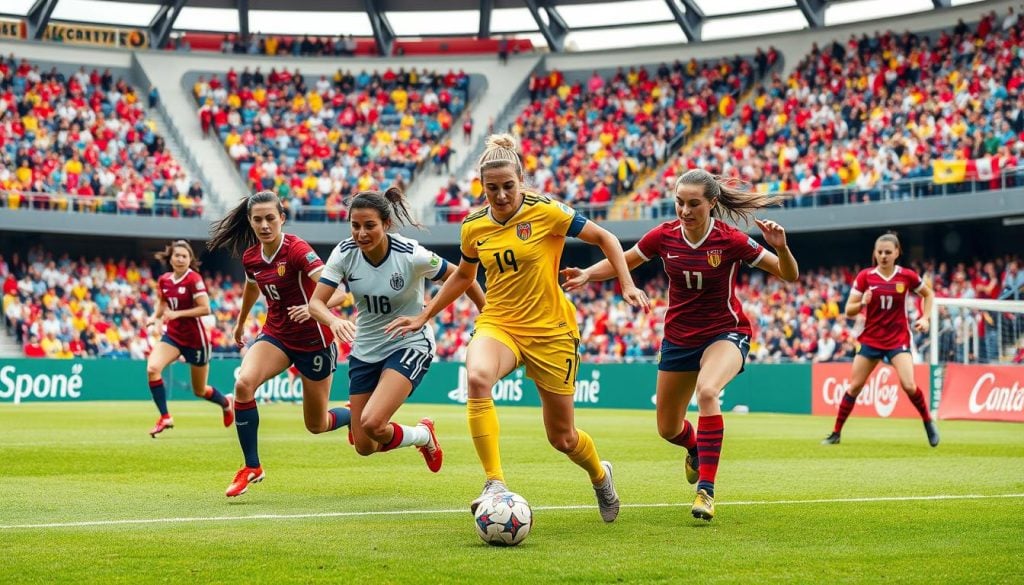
[485,133,518,151]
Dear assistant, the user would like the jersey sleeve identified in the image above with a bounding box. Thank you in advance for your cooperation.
[634,225,662,261]
[550,200,587,238]
[192,273,208,298]
[292,238,325,278]
[414,245,448,281]
[460,222,479,263]
[734,231,767,266]
[852,269,869,294]
[155,275,166,300]
[319,244,346,289]
[907,269,924,293]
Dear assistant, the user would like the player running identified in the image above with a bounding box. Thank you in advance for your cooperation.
[208,190,352,497]
[821,232,938,447]
[145,240,233,437]
[308,188,485,471]
[562,169,799,522]
[387,134,649,524]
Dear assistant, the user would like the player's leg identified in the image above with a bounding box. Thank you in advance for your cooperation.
[890,352,939,447]
[465,331,520,511]
[225,339,290,497]
[188,362,232,424]
[690,340,745,521]
[297,345,349,436]
[824,353,879,444]
[656,370,700,484]
[145,340,180,436]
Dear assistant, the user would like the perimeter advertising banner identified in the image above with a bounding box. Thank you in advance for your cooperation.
[43,22,148,48]
[0,18,25,39]
[811,362,931,419]
[938,364,1024,422]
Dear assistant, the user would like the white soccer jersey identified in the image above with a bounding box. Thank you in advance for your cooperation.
[320,234,447,362]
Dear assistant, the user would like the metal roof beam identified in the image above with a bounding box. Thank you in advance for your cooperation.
[27,0,59,40]
[664,0,702,42]
[524,0,566,52]
[363,0,395,56]
[237,0,249,39]
[150,0,188,49]
[932,0,951,7]
[479,0,492,38]
[795,0,825,28]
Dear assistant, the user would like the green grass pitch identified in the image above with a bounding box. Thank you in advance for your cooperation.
[2,402,1022,584]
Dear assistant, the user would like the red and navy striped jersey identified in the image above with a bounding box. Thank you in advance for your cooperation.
[851,266,923,350]
[242,233,332,351]
[158,269,209,350]
[635,218,766,348]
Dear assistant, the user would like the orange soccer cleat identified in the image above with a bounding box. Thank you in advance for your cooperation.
[225,466,265,497]
[416,418,443,473]
[149,415,174,438]
[222,394,235,428]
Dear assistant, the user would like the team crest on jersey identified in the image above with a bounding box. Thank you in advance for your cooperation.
[178,286,186,294]
[390,272,405,291]
[516,222,532,241]
[277,262,287,277]
[707,249,723,268]
[896,283,905,293]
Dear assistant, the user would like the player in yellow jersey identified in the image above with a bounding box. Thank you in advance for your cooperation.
[387,134,649,523]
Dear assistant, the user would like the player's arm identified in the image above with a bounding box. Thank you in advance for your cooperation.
[574,221,650,311]
[437,260,486,312]
[308,280,356,343]
[751,219,799,282]
[233,279,261,346]
[845,288,867,318]
[146,295,166,329]
[561,247,646,290]
[386,258,478,337]
[913,280,934,332]
[165,293,211,320]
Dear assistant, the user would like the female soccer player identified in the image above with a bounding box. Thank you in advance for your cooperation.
[208,191,351,497]
[387,134,649,523]
[821,233,938,447]
[145,240,232,437]
[308,188,485,471]
[561,169,800,522]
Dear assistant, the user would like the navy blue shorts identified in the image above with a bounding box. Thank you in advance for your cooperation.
[349,347,433,395]
[255,333,337,381]
[857,343,910,363]
[161,334,209,366]
[659,332,750,373]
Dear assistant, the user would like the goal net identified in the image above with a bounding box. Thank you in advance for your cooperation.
[929,298,1024,365]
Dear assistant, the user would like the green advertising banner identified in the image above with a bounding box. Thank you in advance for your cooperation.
[0,359,812,414]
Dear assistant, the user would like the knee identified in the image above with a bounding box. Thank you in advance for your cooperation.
[354,442,376,457]
[359,413,390,441]
[145,363,162,379]
[305,419,329,435]
[657,422,679,442]
[233,376,258,401]
[547,431,576,453]
[192,386,207,398]
[466,369,496,396]
[846,385,864,398]
[695,383,720,408]
[901,382,919,395]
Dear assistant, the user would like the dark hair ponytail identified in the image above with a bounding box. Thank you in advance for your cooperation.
[207,191,284,257]
[155,240,200,270]
[349,186,423,230]
[676,169,788,225]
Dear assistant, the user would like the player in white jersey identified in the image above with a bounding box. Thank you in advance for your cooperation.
[309,188,485,472]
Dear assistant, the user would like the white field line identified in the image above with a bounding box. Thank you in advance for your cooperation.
[3,493,1023,530]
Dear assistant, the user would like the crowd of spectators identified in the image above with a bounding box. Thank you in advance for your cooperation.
[195,66,468,221]
[434,49,776,222]
[0,55,204,216]
[4,247,1020,365]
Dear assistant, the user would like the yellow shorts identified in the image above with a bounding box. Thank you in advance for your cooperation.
[472,325,580,395]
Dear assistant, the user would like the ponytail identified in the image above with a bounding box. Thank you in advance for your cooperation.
[675,169,787,225]
[208,191,284,257]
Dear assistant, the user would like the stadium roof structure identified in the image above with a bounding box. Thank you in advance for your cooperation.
[5,0,975,54]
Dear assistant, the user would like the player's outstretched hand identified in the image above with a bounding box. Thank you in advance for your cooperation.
[287,304,311,323]
[330,318,357,343]
[755,218,788,250]
[913,316,930,333]
[560,267,589,292]
[232,322,245,347]
[385,314,427,338]
[621,284,651,313]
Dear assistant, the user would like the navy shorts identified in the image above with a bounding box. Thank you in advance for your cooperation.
[858,343,910,363]
[255,333,337,381]
[161,334,209,366]
[659,332,750,373]
[349,347,433,395]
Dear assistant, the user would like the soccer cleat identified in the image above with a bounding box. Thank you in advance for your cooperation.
[470,479,509,514]
[593,461,620,523]
[149,416,174,438]
[821,432,841,445]
[225,466,265,497]
[222,394,235,428]
[684,451,699,485]
[416,418,443,473]
[692,488,715,521]
[924,420,940,447]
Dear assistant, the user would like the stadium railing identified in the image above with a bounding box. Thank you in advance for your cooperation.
[0,191,202,217]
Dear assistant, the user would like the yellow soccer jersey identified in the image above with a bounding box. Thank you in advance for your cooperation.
[461,193,587,337]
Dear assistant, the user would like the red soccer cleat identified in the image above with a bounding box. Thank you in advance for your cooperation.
[225,466,265,497]
[149,415,174,438]
[417,417,443,473]
[222,394,235,428]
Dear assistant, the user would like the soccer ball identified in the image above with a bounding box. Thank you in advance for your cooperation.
[473,491,533,546]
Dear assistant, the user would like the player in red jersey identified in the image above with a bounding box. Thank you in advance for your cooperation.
[562,169,799,522]
[822,233,938,447]
[208,191,351,497]
[144,240,233,437]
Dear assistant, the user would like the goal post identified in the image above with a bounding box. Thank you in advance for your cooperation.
[930,297,1024,365]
